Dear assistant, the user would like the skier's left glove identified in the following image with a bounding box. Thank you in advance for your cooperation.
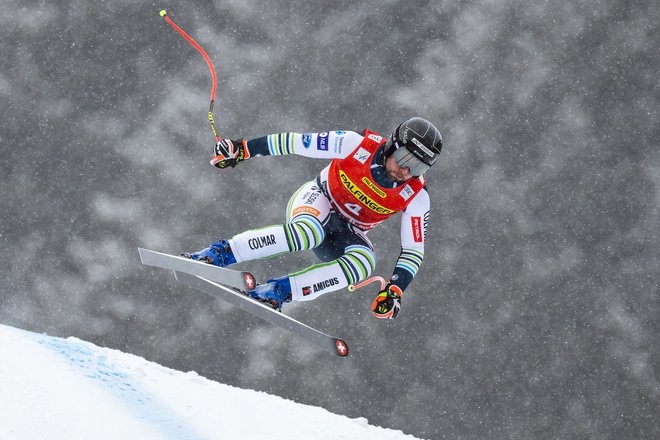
[371,284,402,319]
[210,138,250,169]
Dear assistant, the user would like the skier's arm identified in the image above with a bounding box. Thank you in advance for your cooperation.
[211,131,363,168]
[251,131,364,158]
[391,188,429,292]
[372,189,429,320]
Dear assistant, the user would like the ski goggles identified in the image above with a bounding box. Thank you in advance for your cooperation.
[392,143,431,177]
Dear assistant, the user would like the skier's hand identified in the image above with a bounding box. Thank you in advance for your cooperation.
[210,138,250,169]
[371,284,402,319]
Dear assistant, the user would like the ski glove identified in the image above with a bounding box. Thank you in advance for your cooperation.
[210,138,250,169]
[371,284,402,319]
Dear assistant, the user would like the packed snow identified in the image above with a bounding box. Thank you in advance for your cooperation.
[0,324,420,440]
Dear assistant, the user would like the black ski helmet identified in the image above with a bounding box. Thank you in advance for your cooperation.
[384,117,442,176]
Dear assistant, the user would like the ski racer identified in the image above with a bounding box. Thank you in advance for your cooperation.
[185,117,442,319]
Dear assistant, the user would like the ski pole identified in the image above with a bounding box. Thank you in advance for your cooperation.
[159,9,221,142]
[347,276,386,292]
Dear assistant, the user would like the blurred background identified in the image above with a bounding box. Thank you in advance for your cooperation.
[1,0,658,438]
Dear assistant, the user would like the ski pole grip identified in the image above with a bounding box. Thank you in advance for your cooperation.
[348,276,386,292]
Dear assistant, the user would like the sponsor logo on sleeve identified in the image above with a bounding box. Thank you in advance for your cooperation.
[353,147,371,164]
[333,132,345,154]
[411,216,423,242]
[399,184,414,201]
[367,134,383,143]
[317,132,329,151]
[302,133,312,149]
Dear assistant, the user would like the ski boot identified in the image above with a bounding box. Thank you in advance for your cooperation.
[183,239,237,267]
[248,275,292,310]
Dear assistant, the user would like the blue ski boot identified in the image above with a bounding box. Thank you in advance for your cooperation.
[248,275,292,310]
[183,239,237,267]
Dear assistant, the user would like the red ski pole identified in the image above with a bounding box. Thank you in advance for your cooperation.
[159,9,221,142]
[347,276,387,292]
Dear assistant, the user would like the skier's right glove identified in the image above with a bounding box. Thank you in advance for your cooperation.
[371,284,402,319]
[210,138,251,169]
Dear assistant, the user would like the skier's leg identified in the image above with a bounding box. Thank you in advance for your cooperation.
[187,180,330,266]
[283,179,331,250]
[249,237,375,308]
[185,226,289,266]
[229,180,330,261]
[245,188,376,307]
[287,216,376,302]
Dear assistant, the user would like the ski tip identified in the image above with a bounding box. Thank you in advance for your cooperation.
[335,339,349,357]
[159,9,167,17]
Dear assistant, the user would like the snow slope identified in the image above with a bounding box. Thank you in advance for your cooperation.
[0,324,419,440]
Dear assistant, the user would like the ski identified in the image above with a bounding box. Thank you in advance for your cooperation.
[138,248,257,291]
[174,271,349,357]
[138,248,349,357]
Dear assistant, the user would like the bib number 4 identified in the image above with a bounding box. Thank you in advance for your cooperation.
[344,203,363,216]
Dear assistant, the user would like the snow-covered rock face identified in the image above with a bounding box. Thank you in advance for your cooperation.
[0,324,419,440]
